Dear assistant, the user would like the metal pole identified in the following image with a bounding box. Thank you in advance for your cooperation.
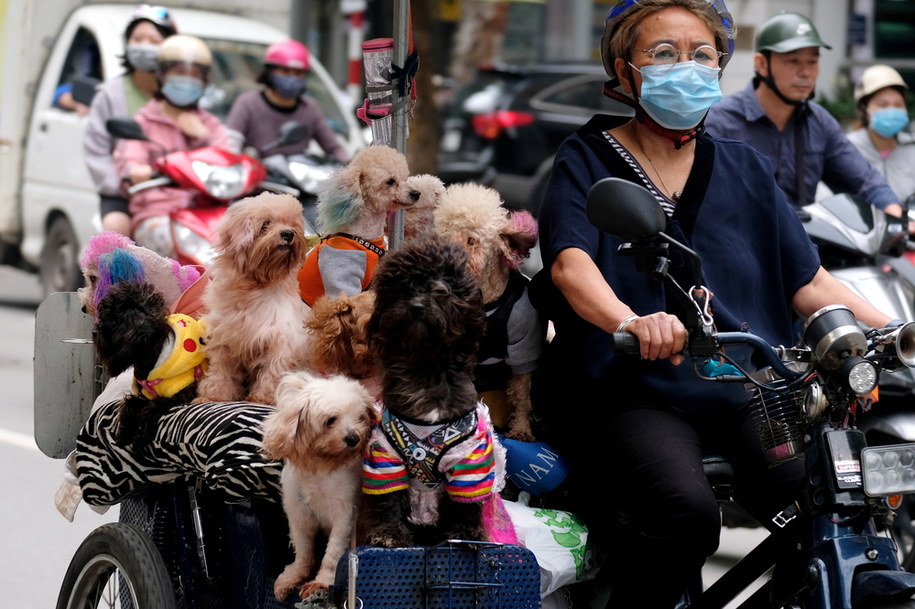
[391,0,410,156]
[389,0,410,250]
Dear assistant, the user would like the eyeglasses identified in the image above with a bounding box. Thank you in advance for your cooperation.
[638,43,725,67]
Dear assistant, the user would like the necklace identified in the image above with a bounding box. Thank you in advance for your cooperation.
[630,122,682,202]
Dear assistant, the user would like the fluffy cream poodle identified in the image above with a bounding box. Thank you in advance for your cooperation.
[261,371,375,600]
[434,183,541,441]
[297,144,416,306]
[194,192,311,404]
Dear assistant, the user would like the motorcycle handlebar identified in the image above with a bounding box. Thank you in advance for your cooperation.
[611,330,802,381]
[128,176,173,195]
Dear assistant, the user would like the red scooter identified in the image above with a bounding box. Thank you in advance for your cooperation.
[106,117,297,266]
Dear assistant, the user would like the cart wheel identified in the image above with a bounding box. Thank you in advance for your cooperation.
[56,522,177,609]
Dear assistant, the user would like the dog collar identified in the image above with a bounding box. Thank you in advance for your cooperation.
[381,408,478,487]
[322,232,386,257]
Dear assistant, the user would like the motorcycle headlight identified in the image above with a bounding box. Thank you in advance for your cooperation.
[840,356,879,395]
[289,160,333,192]
[192,161,246,200]
[862,444,915,496]
[172,223,216,265]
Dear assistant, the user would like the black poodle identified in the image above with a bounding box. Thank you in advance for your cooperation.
[361,233,493,547]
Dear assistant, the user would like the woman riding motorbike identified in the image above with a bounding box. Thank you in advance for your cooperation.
[84,4,177,236]
[224,40,350,162]
[114,34,228,258]
[847,64,915,205]
[531,1,896,606]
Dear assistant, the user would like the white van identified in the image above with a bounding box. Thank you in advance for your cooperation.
[0,3,363,296]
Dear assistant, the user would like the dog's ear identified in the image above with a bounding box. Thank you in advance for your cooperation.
[94,282,170,377]
[261,371,316,459]
[215,197,263,261]
[500,210,539,271]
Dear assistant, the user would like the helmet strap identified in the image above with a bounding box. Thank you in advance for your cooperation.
[602,79,703,150]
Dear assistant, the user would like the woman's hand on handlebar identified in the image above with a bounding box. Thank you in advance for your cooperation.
[128,164,154,185]
[622,313,688,365]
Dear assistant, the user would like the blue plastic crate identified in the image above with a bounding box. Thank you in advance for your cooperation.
[331,542,541,609]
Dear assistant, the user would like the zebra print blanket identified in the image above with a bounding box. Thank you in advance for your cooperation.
[76,399,283,506]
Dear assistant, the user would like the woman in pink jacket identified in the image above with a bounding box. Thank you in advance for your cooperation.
[115,34,228,258]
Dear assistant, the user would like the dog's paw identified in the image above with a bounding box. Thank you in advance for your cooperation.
[245,393,274,405]
[367,532,410,548]
[505,427,536,443]
[273,566,307,601]
[298,580,329,600]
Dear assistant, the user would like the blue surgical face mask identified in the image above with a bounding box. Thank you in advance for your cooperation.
[161,75,205,107]
[870,107,909,139]
[269,73,306,99]
[630,61,723,130]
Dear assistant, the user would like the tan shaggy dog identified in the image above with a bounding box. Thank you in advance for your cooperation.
[194,192,311,404]
[261,371,375,601]
[434,183,541,441]
[307,290,380,396]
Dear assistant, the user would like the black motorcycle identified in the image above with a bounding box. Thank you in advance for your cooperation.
[583,177,915,608]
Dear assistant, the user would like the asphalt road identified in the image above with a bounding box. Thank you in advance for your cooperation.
[0,267,116,609]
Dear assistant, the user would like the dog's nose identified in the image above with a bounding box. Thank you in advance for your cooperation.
[280,230,294,243]
[409,190,421,202]
[410,300,424,315]
[344,432,360,447]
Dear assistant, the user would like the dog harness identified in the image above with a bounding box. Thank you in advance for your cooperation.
[133,313,208,399]
[476,271,529,392]
[362,405,496,503]
[297,233,386,306]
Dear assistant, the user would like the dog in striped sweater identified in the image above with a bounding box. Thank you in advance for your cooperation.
[359,234,500,547]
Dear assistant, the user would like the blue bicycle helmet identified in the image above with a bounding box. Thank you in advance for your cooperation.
[601,0,735,79]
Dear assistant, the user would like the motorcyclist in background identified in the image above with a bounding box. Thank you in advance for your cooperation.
[224,40,351,162]
[114,34,228,258]
[704,12,905,218]
[84,4,177,236]
[847,65,915,205]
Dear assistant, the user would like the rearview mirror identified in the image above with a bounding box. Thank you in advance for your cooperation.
[262,121,309,153]
[105,117,148,141]
[71,75,101,107]
[586,177,665,241]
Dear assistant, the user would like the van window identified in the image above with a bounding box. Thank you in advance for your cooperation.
[201,38,351,140]
[54,27,102,110]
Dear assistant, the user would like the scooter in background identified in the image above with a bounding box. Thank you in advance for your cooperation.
[107,117,286,266]
[802,193,915,569]
[256,121,342,231]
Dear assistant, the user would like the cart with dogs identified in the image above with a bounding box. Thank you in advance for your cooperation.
[36,241,551,609]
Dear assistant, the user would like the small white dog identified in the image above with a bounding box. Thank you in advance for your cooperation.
[261,371,376,601]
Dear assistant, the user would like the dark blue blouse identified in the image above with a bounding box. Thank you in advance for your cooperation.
[534,115,821,413]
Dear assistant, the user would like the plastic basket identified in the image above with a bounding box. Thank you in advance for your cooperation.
[331,542,541,609]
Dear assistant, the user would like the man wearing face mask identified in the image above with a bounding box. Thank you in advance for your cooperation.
[224,40,350,162]
[84,4,177,236]
[704,12,903,217]
[114,34,228,258]
[847,65,915,205]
